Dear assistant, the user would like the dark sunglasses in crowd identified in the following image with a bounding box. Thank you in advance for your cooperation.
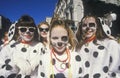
[18,27,36,32]
[39,28,49,32]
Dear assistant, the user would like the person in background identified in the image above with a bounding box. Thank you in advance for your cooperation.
[0,15,45,78]
[0,32,9,51]
[75,14,120,78]
[37,21,50,49]
[37,19,83,78]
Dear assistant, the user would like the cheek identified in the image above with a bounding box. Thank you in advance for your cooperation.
[82,27,87,31]
[51,39,57,46]
[91,27,97,32]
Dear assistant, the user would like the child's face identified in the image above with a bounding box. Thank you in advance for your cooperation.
[18,26,35,42]
[39,24,49,38]
[82,17,97,38]
[50,26,68,53]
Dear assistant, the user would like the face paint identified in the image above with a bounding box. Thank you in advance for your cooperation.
[51,26,68,53]
[18,26,35,42]
[82,17,97,38]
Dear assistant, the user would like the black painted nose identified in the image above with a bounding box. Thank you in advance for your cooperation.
[86,27,90,31]
[57,42,62,47]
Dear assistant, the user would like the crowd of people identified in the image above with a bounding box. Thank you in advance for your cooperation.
[0,14,120,78]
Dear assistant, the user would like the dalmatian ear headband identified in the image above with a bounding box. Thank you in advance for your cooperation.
[8,21,17,42]
[98,13,117,37]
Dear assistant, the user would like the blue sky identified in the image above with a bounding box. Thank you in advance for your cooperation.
[0,0,58,25]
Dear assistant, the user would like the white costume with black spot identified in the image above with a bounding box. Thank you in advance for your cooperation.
[78,38,120,78]
[0,41,45,78]
[37,49,83,78]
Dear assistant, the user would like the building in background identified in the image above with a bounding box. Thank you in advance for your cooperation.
[53,0,120,36]
[46,17,52,25]
[53,0,84,26]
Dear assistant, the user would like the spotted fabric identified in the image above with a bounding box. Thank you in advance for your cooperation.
[0,41,46,78]
[37,50,83,78]
[77,39,120,78]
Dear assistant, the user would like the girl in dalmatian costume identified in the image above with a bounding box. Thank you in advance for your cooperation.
[37,20,83,78]
[0,15,46,78]
[76,14,120,78]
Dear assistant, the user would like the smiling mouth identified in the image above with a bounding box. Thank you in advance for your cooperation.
[24,35,32,38]
[57,46,64,50]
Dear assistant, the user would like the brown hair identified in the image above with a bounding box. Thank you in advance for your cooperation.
[14,14,39,41]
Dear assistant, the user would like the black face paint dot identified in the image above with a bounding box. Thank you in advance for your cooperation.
[93,51,98,58]
[84,74,89,78]
[103,66,109,73]
[39,60,42,65]
[75,55,81,61]
[93,73,101,78]
[111,72,116,77]
[84,48,89,53]
[98,46,104,50]
[21,47,27,52]
[79,67,82,74]
[57,42,62,47]
[33,50,37,53]
[85,61,90,68]
[41,72,45,77]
